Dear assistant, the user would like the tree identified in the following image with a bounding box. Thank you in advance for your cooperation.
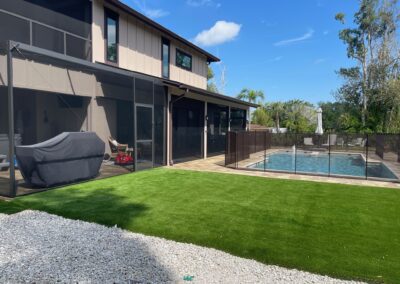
[335,0,400,132]
[265,102,284,133]
[251,107,272,126]
[283,100,316,133]
[207,66,218,93]
[335,0,380,127]
[236,88,265,104]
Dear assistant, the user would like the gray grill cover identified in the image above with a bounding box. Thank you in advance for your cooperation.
[15,132,105,188]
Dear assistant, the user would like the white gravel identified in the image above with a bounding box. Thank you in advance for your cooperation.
[0,210,364,284]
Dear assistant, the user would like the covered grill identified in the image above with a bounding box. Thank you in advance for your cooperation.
[15,132,105,188]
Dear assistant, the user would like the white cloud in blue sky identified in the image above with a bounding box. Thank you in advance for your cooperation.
[314,58,327,64]
[186,0,221,8]
[274,29,314,46]
[194,21,241,47]
[132,0,169,19]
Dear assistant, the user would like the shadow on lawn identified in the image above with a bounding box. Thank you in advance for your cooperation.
[0,186,149,230]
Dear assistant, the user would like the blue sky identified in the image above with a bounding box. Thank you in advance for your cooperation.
[122,0,360,104]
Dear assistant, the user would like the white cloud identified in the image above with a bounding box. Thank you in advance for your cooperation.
[272,56,283,62]
[187,0,221,8]
[194,21,241,47]
[133,0,169,19]
[274,29,314,46]
[314,58,327,64]
[143,8,169,18]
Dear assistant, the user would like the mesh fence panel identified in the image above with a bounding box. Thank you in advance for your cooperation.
[225,131,400,182]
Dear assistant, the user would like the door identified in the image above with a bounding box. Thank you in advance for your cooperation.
[136,104,153,170]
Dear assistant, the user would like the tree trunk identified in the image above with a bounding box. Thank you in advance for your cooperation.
[276,112,280,133]
[361,56,368,128]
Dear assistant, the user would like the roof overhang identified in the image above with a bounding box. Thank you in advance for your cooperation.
[105,0,220,63]
[3,41,255,108]
[163,81,258,108]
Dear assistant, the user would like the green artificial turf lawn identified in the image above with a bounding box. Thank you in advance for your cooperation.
[1,168,399,283]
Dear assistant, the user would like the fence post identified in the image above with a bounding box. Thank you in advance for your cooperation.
[365,134,368,180]
[294,133,297,174]
[328,131,331,177]
[264,131,266,172]
[397,134,400,163]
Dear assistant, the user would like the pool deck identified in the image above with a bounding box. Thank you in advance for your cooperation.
[171,153,400,189]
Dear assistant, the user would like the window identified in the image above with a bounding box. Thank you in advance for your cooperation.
[105,9,118,63]
[176,49,192,71]
[161,38,170,78]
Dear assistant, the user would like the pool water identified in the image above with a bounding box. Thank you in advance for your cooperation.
[248,151,398,180]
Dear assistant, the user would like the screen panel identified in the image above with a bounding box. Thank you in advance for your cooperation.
[0,11,30,44]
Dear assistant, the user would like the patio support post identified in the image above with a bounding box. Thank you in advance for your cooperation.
[132,76,136,172]
[7,40,16,197]
[228,106,231,132]
[204,102,207,159]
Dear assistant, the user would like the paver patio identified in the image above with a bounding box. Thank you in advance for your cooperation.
[171,154,400,189]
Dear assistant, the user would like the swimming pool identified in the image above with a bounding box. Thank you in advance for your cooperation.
[248,151,398,180]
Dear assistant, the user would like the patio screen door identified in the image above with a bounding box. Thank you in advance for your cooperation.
[136,104,153,170]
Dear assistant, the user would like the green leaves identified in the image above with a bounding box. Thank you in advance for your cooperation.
[236,88,265,104]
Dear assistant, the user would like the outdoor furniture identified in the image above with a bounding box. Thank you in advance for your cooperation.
[304,137,314,146]
[16,132,105,188]
[322,134,337,147]
[0,154,9,171]
[336,137,344,147]
[108,137,133,159]
[348,137,365,147]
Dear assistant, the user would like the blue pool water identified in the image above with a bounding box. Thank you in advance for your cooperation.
[248,151,398,180]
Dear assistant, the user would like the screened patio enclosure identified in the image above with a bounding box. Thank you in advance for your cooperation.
[207,103,229,156]
[172,96,204,163]
[0,40,167,197]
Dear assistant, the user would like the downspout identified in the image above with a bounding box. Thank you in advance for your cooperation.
[168,87,188,165]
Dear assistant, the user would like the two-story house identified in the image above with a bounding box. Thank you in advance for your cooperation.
[0,0,255,196]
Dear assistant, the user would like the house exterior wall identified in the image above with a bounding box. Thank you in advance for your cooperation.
[92,0,208,89]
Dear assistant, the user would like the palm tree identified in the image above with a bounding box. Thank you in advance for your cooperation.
[236,88,265,104]
[266,102,284,133]
[237,89,265,129]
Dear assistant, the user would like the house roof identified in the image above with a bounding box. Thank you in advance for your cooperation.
[105,0,220,63]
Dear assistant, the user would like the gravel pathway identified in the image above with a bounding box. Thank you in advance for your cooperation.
[0,211,364,283]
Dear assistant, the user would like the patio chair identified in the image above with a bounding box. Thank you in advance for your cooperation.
[303,137,314,146]
[348,137,364,147]
[108,136,130,159]
[336,137,344,147]
[322,134,337,147]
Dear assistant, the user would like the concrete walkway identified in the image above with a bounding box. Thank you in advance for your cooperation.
[171,155,400,189]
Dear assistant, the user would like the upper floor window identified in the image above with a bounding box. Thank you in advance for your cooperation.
[176,49,192,71]
[105,9,118,63]
[162,38,170,78]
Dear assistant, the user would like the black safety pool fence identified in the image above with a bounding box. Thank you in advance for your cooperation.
[225,131,400,182]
